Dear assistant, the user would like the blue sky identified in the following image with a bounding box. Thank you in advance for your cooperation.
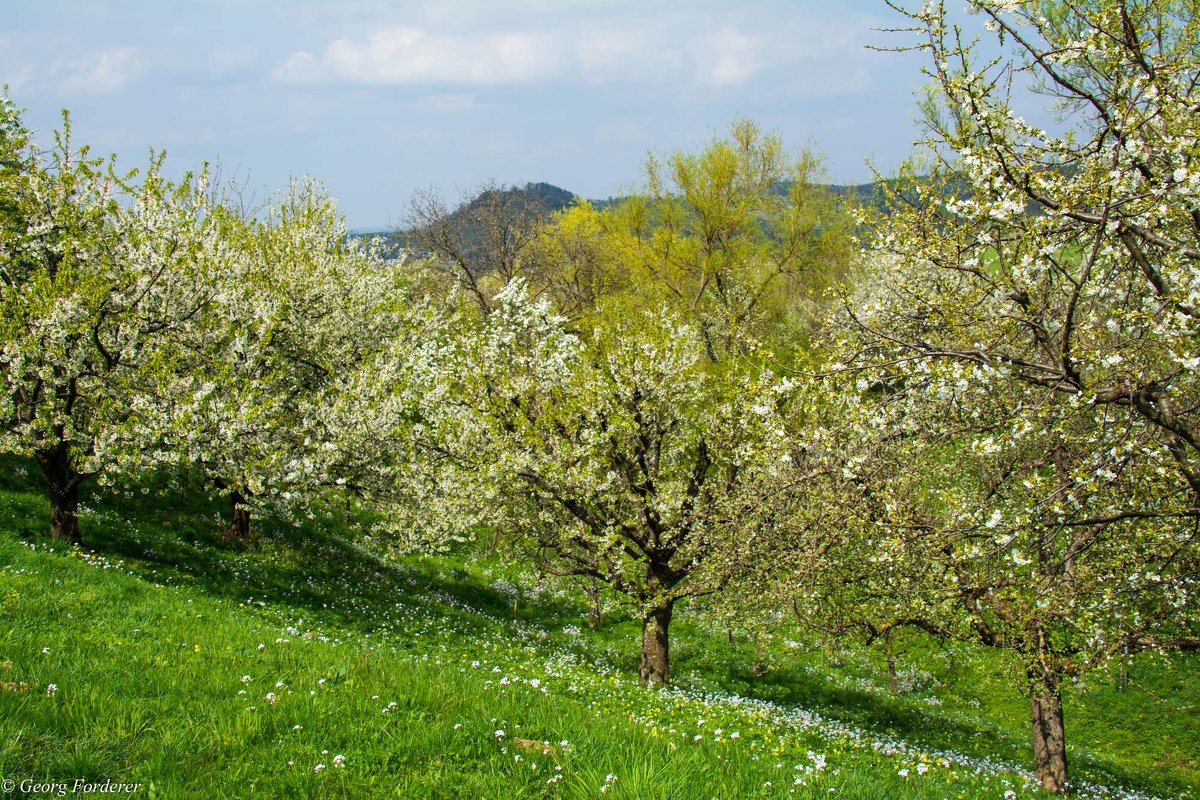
[3,0,934,229]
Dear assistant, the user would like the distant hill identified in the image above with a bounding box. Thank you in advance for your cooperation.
[350,180,904,256]
[351,182,577,260]
[469,181,575,215]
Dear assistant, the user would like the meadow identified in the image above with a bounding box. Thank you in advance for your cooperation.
[1,463,1195,799]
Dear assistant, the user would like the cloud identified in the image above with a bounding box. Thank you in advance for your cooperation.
[53,48,142,93]
[272,17,829,90]
[0,65,35,94]
[275,27,572,86]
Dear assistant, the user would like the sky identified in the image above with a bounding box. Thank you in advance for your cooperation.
[2,0,937,229]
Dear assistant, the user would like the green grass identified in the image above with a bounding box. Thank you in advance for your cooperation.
[0,468,1196,799]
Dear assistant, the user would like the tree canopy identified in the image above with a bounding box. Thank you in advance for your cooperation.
[820,0,1200,791]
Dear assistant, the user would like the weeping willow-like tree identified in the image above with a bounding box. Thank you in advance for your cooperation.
[604,118,855,360]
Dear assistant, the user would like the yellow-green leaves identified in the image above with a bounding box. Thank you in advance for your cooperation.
[604,120,855,361]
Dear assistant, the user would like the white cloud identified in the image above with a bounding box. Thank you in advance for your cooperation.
[1,65,35,94]
[275,27,572,86]
[53,48,142,93]
[272,16,853,91]
[574,28,659,77]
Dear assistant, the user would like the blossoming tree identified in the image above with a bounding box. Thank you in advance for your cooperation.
[0,97,224,543]
[824,0,1200,791]
[803,339,1199,793]
[421,283,796,685]
[154,179,422,539]
[866,0,1200,505]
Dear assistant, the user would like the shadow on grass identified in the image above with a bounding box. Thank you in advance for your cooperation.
[8,462,590,651]
[667,614,1194,798]
[3,456,1193,799]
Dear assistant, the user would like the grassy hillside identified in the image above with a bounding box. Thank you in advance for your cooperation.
[0,469,1195,799]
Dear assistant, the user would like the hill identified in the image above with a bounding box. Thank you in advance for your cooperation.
[352,182,577,261]
[351,180,902,252]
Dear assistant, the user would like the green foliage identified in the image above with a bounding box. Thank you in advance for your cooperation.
[403,282,798,683]
[604,119,856,359]
[3,38,1198,796]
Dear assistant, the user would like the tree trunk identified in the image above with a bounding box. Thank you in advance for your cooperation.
[1029,673,1069,793]
[638,601,673,687]
[823,635,841,667]
[223,489,252,543]
[586,577,603,629]
[36,445,83,545]
[751,634,768,676]
[886,630,900,694]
